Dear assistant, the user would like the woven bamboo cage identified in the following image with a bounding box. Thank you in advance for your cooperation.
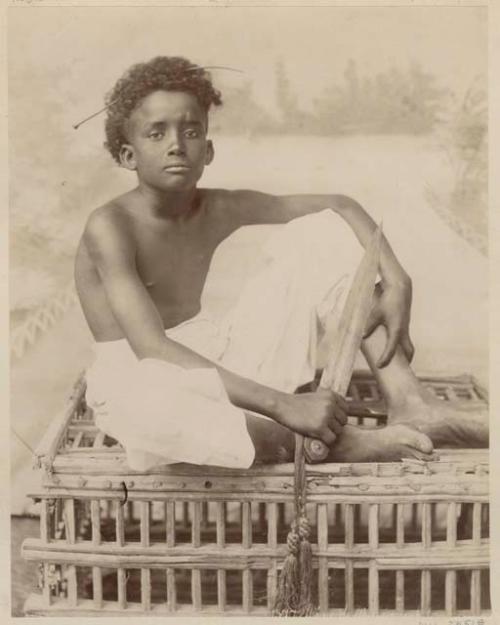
[22,371,490,617]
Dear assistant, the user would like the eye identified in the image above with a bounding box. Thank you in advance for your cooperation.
[184,128,201,139]
[148,130,164,140]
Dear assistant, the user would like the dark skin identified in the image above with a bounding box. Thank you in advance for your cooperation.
[76,90,436,463]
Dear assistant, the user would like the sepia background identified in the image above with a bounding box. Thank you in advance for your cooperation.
[9,4,488,613]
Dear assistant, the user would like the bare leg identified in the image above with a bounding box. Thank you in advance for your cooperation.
[361,326,489,448]
[245,412,434,465]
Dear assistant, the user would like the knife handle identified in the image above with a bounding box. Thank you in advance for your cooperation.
[303,436,331,463]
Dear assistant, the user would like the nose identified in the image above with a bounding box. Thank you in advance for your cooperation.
[166,130,186,156]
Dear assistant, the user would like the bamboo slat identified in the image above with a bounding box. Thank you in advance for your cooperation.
[216,502,225,547]
[317,503,329,613]
[345,561,354,614]
[191,501,202,610]
[242,502,252,548]
[395,570,404,613]
[42,563,51,606]
[422,503,432,549]
[166,568,176,611]
[63,499,77,606]
[91,500,101,545]
[471,569,481,614]
[115,502,125,547]
[241,501,253,612]
[242,569,253,612]
[473,502,482,543]
[267,502,278,611]
[191,570,202,610]
[445,502,457,615]
[72,431,83,449]
[117,568,126,609]
[141,568,151,611]
[217,569,227,611]
[396,503,405,546]
[471,502,482,613]
[201,501,209,529]
[421,570,431,615]
[368,504,379,615]
[345,504,354,549]
[192,502,201,547]
[166,501,175,547]
[140,502,150,548]
[40,499,50,543]
[165,499,176,611]
[92,566,102,608]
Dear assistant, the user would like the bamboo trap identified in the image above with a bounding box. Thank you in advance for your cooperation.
[22,369,490,617]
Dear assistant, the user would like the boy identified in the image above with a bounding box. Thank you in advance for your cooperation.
[75,57,487,470]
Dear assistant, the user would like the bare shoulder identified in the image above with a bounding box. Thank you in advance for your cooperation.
[82,196,136,260]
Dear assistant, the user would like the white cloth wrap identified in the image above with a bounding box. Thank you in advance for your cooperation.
[85,209,363,471]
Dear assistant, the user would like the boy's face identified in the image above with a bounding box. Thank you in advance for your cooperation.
[120,90,213,192]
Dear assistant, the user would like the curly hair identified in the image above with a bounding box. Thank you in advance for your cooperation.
[104,56,222,163]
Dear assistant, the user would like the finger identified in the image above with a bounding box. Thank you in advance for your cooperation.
[334,407,348,426]
[328,419,343,436]
[377,328,399,368]
[402,334,415,362]
[336,394,348,412]
[320,429,337,446]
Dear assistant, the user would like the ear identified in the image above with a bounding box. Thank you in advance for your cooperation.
[119,144,137,171]
[205,140,214,166]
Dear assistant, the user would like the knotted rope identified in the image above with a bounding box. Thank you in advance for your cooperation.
[273,433,316,616]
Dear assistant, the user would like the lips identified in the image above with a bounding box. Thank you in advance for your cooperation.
[164,163,190,171]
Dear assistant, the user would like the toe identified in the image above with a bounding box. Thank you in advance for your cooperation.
[412,431,434,454]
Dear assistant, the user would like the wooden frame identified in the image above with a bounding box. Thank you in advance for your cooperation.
[22,372,490,617]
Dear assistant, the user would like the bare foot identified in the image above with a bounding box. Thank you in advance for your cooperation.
[244,413,435,465]
[388,394,489,448]
[245,413,296,464]
[328,423,434,463]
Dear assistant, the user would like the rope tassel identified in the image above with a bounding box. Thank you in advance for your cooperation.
[273,434,316,616]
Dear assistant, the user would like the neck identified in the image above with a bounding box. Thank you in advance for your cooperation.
[137,183,200,220]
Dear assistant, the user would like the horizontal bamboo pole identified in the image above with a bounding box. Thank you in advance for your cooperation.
[33,479,490,501]
[47,448,489,477]
[23,538,489,570]
[23,591,492,618]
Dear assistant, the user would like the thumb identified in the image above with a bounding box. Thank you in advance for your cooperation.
[363,311,381,339]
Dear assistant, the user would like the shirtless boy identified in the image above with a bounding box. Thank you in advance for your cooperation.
[75,57,488,468]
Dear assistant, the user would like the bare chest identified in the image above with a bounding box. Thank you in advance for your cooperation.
[134,223,224,310]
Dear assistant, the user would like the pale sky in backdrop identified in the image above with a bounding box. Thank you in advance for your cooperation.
[9,5,486,125]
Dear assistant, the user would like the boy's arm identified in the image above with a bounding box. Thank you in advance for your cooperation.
[82,209,345,446]
[231,190,414,367]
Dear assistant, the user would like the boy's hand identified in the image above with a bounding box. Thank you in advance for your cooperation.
[363,280,415,368]
[276,389,348,445]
